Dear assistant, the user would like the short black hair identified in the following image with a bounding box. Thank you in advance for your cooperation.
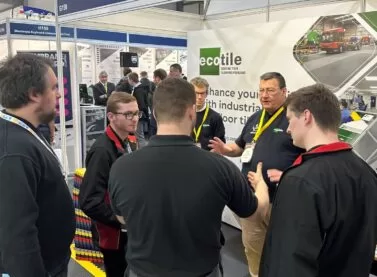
[154,78,195,123]
[0,53,54,109]
[170,63,182,73]
[340,99,348,109]
[260,72,286,89]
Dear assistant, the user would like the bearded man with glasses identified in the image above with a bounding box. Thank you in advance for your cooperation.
[79,91,139,277]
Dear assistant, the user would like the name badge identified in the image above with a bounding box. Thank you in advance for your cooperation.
[241,143,255,163]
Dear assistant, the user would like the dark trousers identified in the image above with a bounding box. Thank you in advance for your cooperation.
[53,267,68,277]
[100,232,128,277]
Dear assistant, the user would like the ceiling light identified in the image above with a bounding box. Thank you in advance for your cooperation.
[365,76,377,81]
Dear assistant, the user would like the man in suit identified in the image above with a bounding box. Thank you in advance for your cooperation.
[93,71,116,106]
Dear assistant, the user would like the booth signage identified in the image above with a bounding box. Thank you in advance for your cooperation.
[0,23,6,36]
[10,23,74,39]
[77,28,127,43]
[58,0,127,16]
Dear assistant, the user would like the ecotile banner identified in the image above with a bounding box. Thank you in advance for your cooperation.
[188,11,377,227]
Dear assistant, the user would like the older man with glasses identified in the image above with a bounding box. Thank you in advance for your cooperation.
[209,72,304,277]
[79,92,140,277]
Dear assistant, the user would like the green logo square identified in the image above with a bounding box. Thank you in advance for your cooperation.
[200,48,221,76]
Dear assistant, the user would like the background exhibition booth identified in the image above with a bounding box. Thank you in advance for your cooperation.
[1,0,377,230]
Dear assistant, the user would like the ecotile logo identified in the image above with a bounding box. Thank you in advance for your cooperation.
[199,47,245,76]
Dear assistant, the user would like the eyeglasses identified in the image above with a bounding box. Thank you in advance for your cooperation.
[114,111,143,120]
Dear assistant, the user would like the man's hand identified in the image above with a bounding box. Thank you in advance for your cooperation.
[208,137,231,154]
[267,169,283,182]
[248,162,266,190]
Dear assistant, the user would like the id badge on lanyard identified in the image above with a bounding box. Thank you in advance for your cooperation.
[241,142,255,163]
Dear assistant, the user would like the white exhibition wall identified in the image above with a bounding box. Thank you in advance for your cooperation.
[0,39,8,61]
[188,10,377,227]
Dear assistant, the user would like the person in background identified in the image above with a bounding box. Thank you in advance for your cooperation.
[93,71,116,106]
[169,63,182,78]
[190,77,225,150]
[260,83,377,277]
[108,78,270,277]
[116,67,133,94]
[127,72,150,148]
[0,54,75,277]
[149,68,168,137]
[79,92,139,277]
[140,71,156,93]
[209,72,304,277]
[340,99,352,124]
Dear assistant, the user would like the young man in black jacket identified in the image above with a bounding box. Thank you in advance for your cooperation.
[190,77,225,150]
[0,54,75,277]
[259,84,377,277]
[79,92,139,277]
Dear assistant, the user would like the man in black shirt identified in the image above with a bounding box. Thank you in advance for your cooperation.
[260,83,377,277]
[79,92,139,277]
[190,77,225,150]
[108,78,270,277]
[209,72,304,276]
[0,54,75,277]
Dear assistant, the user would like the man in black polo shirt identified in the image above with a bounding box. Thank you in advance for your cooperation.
[209,72,304,276]
[190,77,225,150]
[0,54,75,277]
[260,84,377,277]
[79,92,139,277]
[108,78,270,277]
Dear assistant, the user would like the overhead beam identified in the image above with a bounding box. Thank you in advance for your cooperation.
[203,0,211,19]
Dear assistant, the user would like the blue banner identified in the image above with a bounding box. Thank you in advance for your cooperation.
[0,23,6,36]
[58,0,127,16]
[10,23,74,39]
[77,28,127,43]
[18,51,73,124]
[129,34,187,47]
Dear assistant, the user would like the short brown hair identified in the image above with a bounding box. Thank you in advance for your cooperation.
[190,77,209,90]
[123,67,132,76]
[107,91,136,113]
[153,78,195,123]
[127,72,139,83]
[285,83,340,132]
[153,68,167,80]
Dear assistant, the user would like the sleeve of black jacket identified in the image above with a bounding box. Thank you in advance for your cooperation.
[260,176,325,277]
[79,147,120,228]
[213,113,226,143]
[0,156,47,277]
[225,159,258,218]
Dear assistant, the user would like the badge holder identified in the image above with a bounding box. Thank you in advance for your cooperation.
[195,142,201,148]
[241,143,255,163]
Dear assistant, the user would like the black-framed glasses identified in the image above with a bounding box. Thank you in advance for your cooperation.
[114,111,143,120]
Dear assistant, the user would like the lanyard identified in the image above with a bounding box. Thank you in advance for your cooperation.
[0,111,63,172]
[253,107,284,142]
[193,105,210,143]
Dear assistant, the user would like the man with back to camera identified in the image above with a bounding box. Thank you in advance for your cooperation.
[149,68,168,137]
[0,54,75,277]
[79,92,139,277]
[209,72,304,276]
[116,67,133,94]
[190,77,225,150]
[108,78,270,277]
[259,83,377,277]
[93,71,116,106]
